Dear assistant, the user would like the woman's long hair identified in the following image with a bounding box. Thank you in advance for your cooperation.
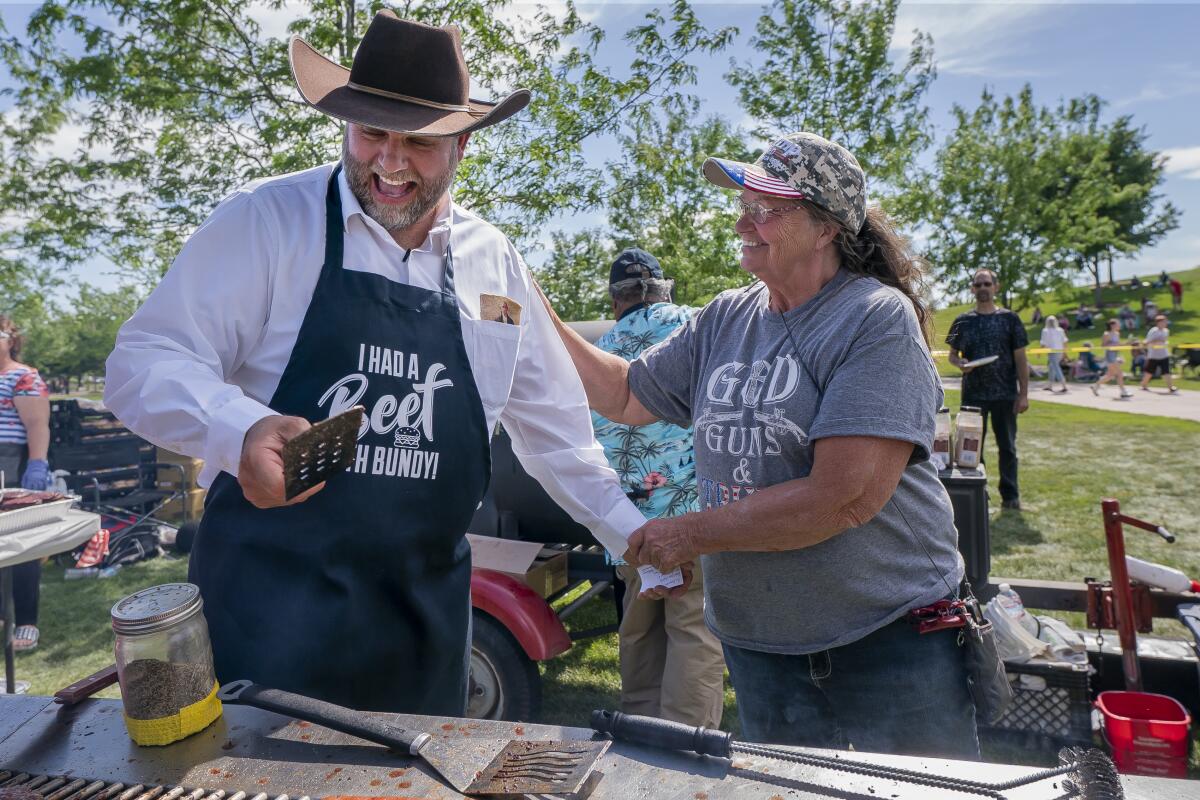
[806,203,932,345]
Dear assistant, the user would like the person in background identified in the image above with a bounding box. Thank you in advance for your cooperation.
[1130,339,1147,377]
[1092,319,1133,399]
[1155,270,1170,288]
[1069,342,1103,382]
[1169,277,1183,313]
[1029,306,1044,325]
[1118,303,1137,332]
[0,315,53,652]
[590,248,726,729]
[1074,304,1094,329]
[1140,314,1179,394]
[1039,315,1068,394]
[1143,299,1159,325]
[946,269,1029,511]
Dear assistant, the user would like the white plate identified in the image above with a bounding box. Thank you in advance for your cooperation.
[963,355,999,369]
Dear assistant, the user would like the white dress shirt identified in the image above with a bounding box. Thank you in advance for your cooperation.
[104,162,645,558]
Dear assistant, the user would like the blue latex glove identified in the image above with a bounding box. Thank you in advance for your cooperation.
[21,459,51,490]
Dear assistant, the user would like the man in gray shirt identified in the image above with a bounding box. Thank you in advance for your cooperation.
[539,132,977,759]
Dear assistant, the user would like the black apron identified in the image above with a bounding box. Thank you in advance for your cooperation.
[191,166,491,713]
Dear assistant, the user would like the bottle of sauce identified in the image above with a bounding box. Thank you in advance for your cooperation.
[954,406,983,469]
[932,406,952,470]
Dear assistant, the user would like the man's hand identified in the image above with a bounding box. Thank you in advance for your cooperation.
[625,516,700,574]
[238,415,326,508]
[1014,395,1030,414]
[637,561,694,600]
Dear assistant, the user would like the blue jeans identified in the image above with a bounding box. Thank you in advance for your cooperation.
[1048,353,1065,383]
[723,617,980,760]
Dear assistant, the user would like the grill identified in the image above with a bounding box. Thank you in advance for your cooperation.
[0,772,310,800]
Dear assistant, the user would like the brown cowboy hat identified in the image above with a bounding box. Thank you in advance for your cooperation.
[289,11,530,137]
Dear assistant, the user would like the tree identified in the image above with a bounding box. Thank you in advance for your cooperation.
[533,95,753,318]
[726,0,935,189]
[918,87,1061,308]
[0,0,733,288]
[1040,99,1179,304]
[915,85,1179,309]
[535,229,611,321]
[604,94,753,306]
[21,284,142,390]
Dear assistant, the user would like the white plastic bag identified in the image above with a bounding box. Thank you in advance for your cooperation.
[1034,615,1089,665]
[983,599,1053,663]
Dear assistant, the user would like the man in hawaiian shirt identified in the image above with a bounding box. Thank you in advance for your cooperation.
[591,248,725,728]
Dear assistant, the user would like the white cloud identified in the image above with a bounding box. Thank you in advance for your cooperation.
[891,3,1054,78]
[1161,146,1200,180]
[1113,67,1200,110]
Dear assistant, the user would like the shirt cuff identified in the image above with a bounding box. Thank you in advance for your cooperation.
[203,395,276,480]
[595,499,647,560]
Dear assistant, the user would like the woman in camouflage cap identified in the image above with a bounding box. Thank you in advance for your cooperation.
[539,132,977,758]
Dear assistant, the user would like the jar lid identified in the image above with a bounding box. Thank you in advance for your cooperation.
[112,583,204,635]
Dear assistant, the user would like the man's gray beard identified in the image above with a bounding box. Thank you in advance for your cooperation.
[342,139,457,232]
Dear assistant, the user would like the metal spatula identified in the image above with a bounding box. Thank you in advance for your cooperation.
[281,406,364,499]
[217,680,609,797]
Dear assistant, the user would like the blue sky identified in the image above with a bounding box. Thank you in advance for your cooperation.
[2,1,1198,296]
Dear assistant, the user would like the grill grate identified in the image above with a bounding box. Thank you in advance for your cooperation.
[0,772,311,800]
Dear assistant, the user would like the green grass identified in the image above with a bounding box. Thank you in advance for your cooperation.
[10,394,1199,768]
[12,555,190,699]
[933,265,1200,389]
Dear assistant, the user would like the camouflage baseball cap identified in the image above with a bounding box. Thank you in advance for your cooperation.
[703,132,867,232]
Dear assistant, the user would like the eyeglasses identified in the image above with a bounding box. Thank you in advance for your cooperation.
[971,281,993,288]
[736,198,804,225]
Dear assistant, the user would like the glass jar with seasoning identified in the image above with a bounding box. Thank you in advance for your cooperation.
[954,406,984,469]
[112,583,222,746]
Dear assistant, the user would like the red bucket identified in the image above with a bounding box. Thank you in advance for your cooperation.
[1096,691,1191,778]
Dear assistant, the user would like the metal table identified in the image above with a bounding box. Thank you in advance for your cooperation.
[0,508,101,693]
[1,696,1194,799]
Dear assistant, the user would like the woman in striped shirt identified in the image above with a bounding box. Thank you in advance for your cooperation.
[0,315,52,651]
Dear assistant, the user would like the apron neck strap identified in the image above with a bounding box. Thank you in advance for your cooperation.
[325,165,346,274]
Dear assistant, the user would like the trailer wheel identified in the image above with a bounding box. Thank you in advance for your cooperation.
[468,611,541,721]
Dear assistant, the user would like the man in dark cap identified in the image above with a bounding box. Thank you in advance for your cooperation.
[590,249,726,729]
[106,13,655,714]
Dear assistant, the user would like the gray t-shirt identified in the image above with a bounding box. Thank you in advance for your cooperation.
[628,270,963,654]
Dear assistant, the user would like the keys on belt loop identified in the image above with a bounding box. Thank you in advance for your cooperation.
[905,599,969,634]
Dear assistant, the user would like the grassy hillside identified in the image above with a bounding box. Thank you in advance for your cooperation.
[932,266,1200,388]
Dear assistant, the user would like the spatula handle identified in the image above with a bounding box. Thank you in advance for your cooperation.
[218,679,427,754]
[591,709,732,758]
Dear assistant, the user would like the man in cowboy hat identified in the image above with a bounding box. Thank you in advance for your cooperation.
[105,12,662,714]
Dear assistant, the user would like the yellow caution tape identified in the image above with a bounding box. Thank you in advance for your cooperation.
[931,344,1200,357]
[123,681,223,746]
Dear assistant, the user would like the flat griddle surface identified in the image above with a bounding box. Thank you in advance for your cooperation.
[0,697,1191,799]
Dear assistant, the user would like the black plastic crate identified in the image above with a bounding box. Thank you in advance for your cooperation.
[981,659,1093,748]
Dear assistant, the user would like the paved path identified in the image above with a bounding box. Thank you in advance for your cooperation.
[941,377,1200,423]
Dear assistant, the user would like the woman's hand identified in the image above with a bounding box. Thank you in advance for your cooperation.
[626,515,701,573]
[20,459,51,490]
